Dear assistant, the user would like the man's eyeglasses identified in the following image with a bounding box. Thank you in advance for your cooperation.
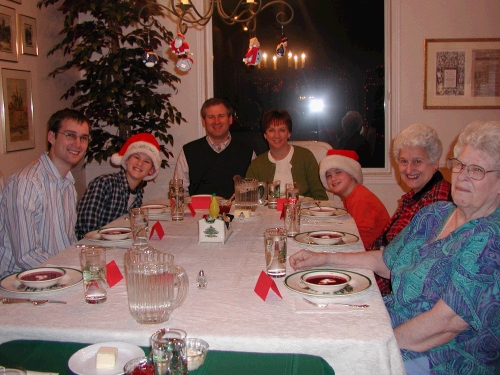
[446,158,500,181]
[56,131,90,143]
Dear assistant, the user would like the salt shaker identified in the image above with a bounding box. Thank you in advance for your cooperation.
[196,270,208,289]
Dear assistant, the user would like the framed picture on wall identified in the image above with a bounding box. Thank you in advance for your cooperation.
[18,15,38,56]
[0,69,34,153]
[0,5,18,62]
[424,38,500,109]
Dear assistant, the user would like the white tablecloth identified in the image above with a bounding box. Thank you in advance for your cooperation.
[0,203,405,375]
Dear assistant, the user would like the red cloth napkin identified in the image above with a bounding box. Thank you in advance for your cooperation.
[190,196,211,209]
[150,221,165,240]
[106,260,123,287]
[254,270,283,301]
[280,205,286,219]
[187,203,196,216]
[276,198,286,212]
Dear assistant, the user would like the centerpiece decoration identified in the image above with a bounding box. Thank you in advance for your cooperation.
[198,194,234,243]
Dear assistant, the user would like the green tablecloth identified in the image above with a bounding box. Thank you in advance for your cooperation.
[0,340,334,375]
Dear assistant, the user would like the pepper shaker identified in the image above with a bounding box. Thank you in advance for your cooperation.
[196,270,208,289]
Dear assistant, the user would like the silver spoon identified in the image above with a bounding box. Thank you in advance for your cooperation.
[302,297,369,309]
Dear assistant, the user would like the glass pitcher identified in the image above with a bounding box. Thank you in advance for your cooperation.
[233,175,265,212]
[125,246,189,324]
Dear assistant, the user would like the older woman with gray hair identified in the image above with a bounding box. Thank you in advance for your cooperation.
[369,123,452,296]
[290,120,500,374]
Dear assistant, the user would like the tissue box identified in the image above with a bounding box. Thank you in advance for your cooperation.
[198,217,233,243]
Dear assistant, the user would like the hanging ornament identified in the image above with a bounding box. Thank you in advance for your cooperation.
[170,33,194,72]
[243,37,262,66]
[142,48,158,68]
[276,35,288,58]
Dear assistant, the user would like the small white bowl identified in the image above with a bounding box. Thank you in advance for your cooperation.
[308,206,337,217]
[98,226,132,240]
[16,267,66,288]
[300,270,351,293]
[123,356,153,375]
[308,231,345,245]
[141,204,168,214]
[186,338,209,371]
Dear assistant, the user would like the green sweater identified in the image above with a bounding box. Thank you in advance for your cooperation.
[246,145,328,200]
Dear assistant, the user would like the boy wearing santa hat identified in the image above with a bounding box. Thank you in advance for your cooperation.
[318,149,390,249]
[75,133,161,239]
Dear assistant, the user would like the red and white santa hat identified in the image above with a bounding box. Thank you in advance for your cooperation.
[319,149,363,188]
[111,133,161,181]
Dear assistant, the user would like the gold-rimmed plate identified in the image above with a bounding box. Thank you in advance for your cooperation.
[284,269,371,297]
[293,231,359,250]
[300,206,348,220]
[0,267,83,294]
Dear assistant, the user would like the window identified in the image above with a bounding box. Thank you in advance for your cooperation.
[213,0,386,168]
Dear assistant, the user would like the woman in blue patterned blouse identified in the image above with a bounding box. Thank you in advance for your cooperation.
[290,120,500,375]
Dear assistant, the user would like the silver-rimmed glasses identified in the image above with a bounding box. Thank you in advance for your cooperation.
[447,158,500,181]
[56,131,90,143]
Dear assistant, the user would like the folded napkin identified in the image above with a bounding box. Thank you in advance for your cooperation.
[150,221,165,240]
[254,271,282,301]
[106,260,123,287]
[190,196,211,209]
[294,299,365,314]
[276,197,286,212]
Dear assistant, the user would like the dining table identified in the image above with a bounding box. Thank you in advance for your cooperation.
[0,199,405,375]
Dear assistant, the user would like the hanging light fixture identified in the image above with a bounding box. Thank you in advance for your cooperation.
[139,0,294,34]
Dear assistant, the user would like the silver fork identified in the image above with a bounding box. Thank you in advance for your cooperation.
[302,297,369,309]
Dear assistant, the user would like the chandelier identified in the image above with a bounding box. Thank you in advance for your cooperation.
[139,0,294,34]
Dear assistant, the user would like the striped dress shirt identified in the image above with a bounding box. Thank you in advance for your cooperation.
[0,152,78,278]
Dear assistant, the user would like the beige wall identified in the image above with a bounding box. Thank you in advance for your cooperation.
[1,0,499,215]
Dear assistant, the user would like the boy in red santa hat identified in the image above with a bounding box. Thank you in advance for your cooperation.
[318,149,390,249]
[75,133,162,239]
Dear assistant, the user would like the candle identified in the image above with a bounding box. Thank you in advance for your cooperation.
[263,53,267,68]
[287,52,292,68]
[294,55,298,70]
[301,53,305,68]
[181,0,189,4]
[246,0,255,2]
[273,55,277,70]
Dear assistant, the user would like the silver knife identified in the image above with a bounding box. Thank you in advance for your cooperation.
[1,298,67,304]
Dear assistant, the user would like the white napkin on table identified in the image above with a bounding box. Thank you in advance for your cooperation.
[294,298,365,314]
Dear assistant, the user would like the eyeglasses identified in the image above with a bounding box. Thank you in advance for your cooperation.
[446,158,500,181]
[55,131,90,143]
[397,158,425,167]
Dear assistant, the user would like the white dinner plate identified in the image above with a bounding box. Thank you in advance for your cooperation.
[300,206,348,220]
[284,269,371,297]
[84,230,133,247]
[68,342,145,375]
[0,267,83,294]
[293,231,359,250]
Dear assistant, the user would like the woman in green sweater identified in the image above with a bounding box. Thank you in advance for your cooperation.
[246,109,328,200]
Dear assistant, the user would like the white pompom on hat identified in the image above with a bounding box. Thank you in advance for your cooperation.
[111,133,161,181]
[319,149,363,188]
